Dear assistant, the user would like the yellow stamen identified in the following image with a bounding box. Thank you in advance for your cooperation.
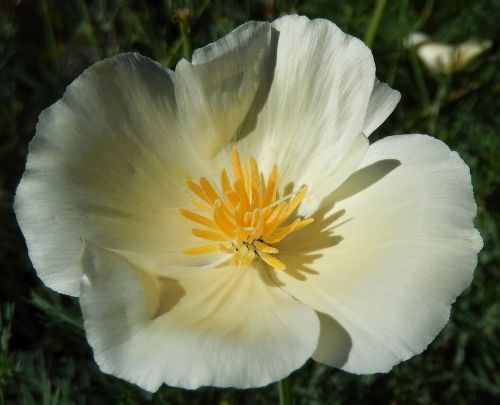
[259,251,286,270]
[264,218,301,244]
[190,199,211,211]
[263,164,278,206]
[213,201,236,239]
[250,157,261,205]
[182,147,315,270]
[180,209,217,229]
[225,190,239,208]
[187,181,210,204]
[254,216,265,241]
[219,242,236,254]
[220,169,232,194]
[254,240,279,254]
[263,202,288,236]
[262,206,273,218]
[243,211,252,226]
[183,244,221,255]
[293,217,316,231]
[235,203,245,226]
[231,147,244,184]
[234,180,251,211]
[285,185,308,216]
[243,163,251,198]
[192,228,228,241]
[199,177,219,204]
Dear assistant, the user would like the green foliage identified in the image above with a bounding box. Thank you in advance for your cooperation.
[0,0,499,403]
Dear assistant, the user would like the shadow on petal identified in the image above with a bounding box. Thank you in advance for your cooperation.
[138,269,186,318]
[312,312,352,368]
[271,209,344,284]
[273,159,401,283]
[155,276,186,316]
[236,27,280,141]
[327,159,401,203]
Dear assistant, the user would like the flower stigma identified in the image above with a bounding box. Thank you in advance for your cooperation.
[181,147,315,270]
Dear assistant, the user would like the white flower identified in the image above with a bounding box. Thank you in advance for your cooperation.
[405,32,492,74]
[15,15,482,391]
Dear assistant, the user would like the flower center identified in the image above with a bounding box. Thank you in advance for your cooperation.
[181,147,314,270]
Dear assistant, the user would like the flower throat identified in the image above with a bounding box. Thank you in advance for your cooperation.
[181,147,314,270]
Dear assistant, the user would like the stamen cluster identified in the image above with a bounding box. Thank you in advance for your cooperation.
[181,148,314,270]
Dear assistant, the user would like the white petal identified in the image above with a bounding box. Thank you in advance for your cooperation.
[454,40,492,71]
[298,132,368,216]
[238,15,375,206]
[14,53,206,296]
[174,22,272,158]
[416,43,455,74]
[273,135,482,373]
[403,32,430,47]
[80,244,319,391]
[362,80,401,136]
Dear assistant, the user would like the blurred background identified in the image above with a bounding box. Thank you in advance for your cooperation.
[1,0,499,403]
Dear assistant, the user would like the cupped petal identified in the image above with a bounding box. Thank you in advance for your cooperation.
[238,15,375,206]
[362,79,401,136]
[273,134,482,373]
[14,53,207,296]
[174,21,273,158]
[80,243,320,391]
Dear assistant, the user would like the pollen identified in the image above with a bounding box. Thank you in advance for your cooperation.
[181,147,315,270]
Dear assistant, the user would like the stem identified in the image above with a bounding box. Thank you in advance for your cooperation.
[278,376,293,405]
[409,47,431,109]
[179,20,192,61]
[364,0,388,47]
[39,0,60,77]
[427,76,450,135]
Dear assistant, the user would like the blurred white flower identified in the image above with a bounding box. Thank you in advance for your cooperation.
[406,31,492,74]
[15,15,482,391]
[404,31,431,47]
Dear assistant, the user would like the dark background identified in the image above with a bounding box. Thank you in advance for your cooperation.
[1,0,499,403]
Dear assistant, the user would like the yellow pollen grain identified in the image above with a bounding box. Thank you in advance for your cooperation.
[181,147,315,270]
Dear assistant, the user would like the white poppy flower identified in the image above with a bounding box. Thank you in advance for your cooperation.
[405,32,492,74]
[15,15,482,391]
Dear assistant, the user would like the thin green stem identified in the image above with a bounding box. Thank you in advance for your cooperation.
[427,76,450,135]
[179,20,193,61]
[278,376,293,405]
[39,0,60,77]
[408,48,431,109]
[364,0,388,47]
